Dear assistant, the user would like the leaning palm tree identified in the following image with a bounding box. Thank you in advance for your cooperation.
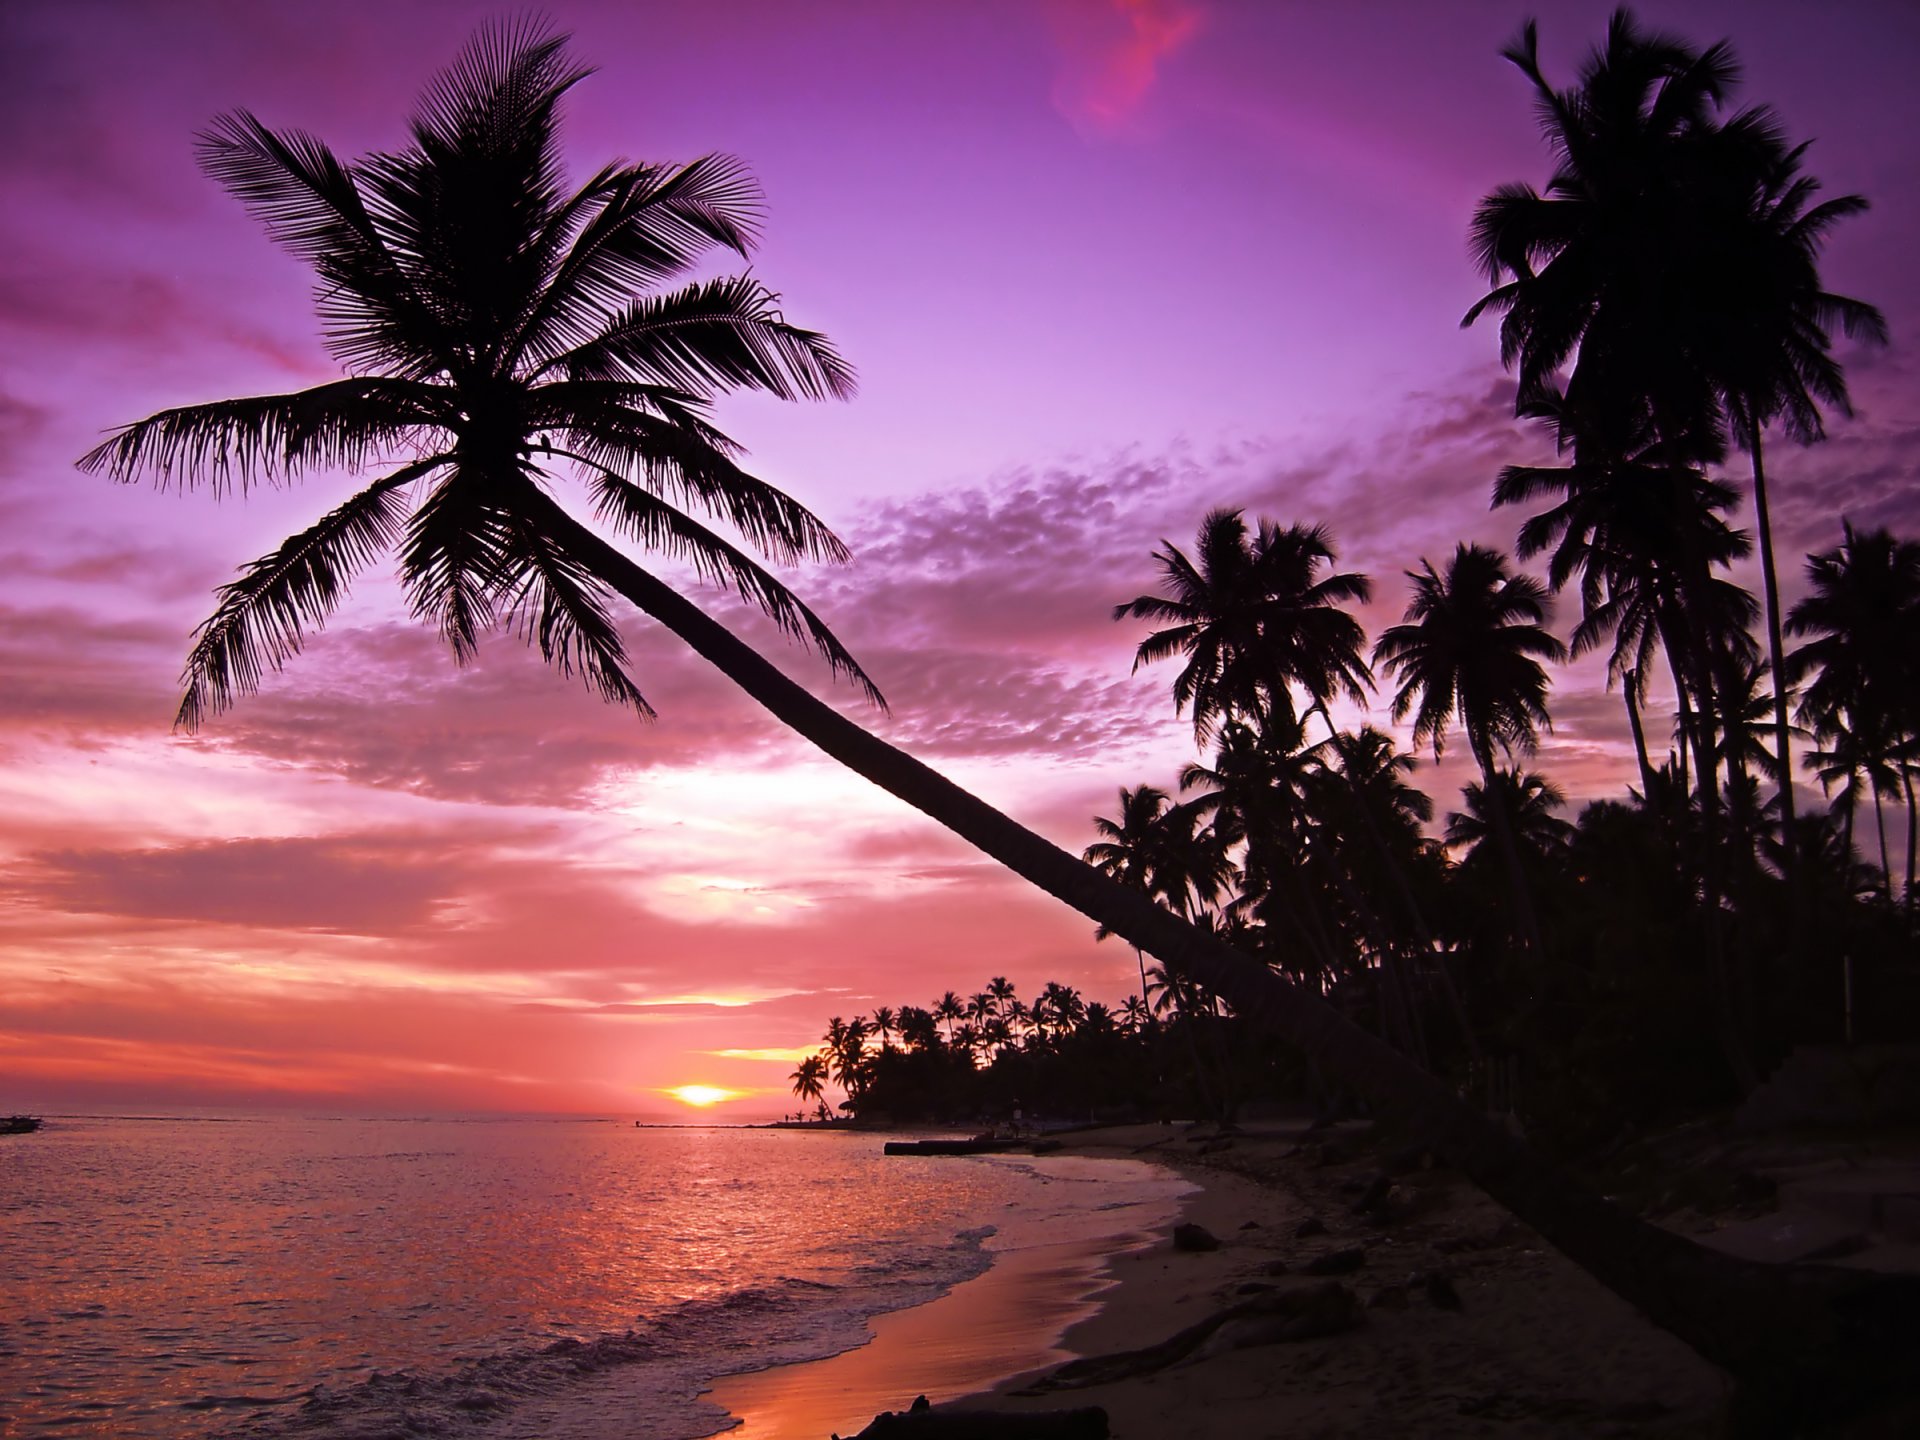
[1374,544,1566,956]
[81,23,1920,1423]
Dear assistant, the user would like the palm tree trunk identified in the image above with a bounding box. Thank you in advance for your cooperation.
[1904,768,1917,931]
[1873,785,1893,903]
[1471,737,1549,963]
[537,492,1920,1428]
[1624,668,1657,798]
[1310,705,1479,1060]
[1748,426,1800,862]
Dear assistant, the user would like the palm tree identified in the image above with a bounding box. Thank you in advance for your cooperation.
[1465,8,1885,848]
[933,991,965,1046]
[871,1005,898,1052]
[1116,510,1371,740]
[1790,524,1920,916]
[1375,544,1566,955]
[789,1054,827,1115]
[1446,769,1573,863]
[84,23,1920,1415]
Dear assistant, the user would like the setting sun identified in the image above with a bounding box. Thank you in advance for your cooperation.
[667,1085,739,1108]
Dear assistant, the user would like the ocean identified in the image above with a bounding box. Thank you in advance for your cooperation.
[0,1115,1187,1439]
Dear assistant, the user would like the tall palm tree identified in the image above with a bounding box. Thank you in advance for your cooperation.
[83,23,1920,1415]
[1375,544,1566,956]
[1466,8,1884,848]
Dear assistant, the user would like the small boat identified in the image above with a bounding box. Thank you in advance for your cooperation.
[883,1135,1020,1157]
[2,1115,42,1135]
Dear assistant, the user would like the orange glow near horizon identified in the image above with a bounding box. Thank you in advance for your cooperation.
[667,1084,741,1108]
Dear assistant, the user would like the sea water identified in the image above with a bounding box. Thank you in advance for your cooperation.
[0,1115,1185,1439]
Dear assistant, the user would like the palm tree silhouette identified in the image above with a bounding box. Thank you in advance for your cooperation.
[1789,524,1920,918]
[79,21,1920,1412]
[1115,509,1371,741]
[789,1054,827,1115]
[1374,544,1566,956]
[1465,8,1884,851]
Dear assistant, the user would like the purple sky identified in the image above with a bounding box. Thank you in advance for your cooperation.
[2,0,1915,1117]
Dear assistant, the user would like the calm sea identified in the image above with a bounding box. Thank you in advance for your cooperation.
[0,1115,1185,1439]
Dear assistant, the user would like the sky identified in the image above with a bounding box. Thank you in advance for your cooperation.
[2,0,1916,1120]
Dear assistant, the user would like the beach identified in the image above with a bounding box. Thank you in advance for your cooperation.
[706,1117,1920,1439]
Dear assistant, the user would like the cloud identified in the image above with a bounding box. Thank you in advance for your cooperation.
[13,832,480,934]
[1048,0,1204,137]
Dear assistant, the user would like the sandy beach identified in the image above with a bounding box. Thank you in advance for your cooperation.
[706,1116,1920,1439]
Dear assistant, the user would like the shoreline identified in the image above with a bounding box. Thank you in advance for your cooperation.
[754,1119,1747,1438]
[700,1147,1193,1439]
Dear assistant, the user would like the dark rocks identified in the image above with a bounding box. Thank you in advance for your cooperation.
[1260,1258,1290,1276]
[1302,1247,1367,1276]
[1419,1271,1463,1310]
[1367,1284,1410,1310]
[1294,1216,1328,1238]
[1172,1222,1221,1252]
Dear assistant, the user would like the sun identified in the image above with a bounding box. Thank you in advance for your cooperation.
[667,1084,739,1108]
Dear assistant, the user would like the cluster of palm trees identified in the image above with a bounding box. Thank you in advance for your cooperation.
[1075,10,1914,1128]
[790,979,1178,1122]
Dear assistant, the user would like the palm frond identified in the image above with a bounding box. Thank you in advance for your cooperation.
[583,467,884,709]
[400,468,516,662]
[510,154,766,368]
[78,379,446,494]
[551,413,850,567]
[549,275,856,401]
[176,457,442,730]
[197,114,455,377]
[493,512,655,718]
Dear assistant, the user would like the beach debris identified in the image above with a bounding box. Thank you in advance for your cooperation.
[1017,1282,1365,1393]
[1303,1246,1367,1276]
[1172,1222,1221,1252]
[1294,1216,1328,1238]
[842,1395,1110,1438]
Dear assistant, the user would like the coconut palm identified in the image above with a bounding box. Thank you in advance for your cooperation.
[1446,769,1573,863]
[789,1054,827,1113]
[1375,544,1566,956]
[1116,510,1371,741]
[1466,8,1884,845]
[1790,524,1920,915]
[83,22,1920,1416]
[933,991,965,1046]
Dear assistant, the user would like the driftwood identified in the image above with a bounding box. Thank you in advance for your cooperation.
[840,1394,1108,1438]
[1015,1281,1363,1394]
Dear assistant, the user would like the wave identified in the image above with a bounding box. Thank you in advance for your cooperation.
[215,1232,996,1440]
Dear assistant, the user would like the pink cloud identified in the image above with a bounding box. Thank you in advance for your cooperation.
[1048,0,1204,137]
